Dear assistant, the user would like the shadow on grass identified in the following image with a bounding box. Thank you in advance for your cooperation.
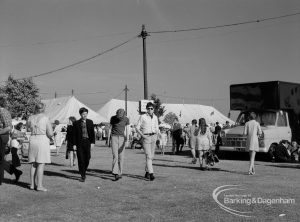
[44,170,80,181]
[3,178,31,189]
[61,169,148,181]
[264,164,300,169]
[90,169,148,181]
[153,163,247,175]
[50,162,66,167]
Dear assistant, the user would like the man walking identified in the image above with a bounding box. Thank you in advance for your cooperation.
[0,97,22,185]
[110,109,129,181]
[73,107,95,182]
[136,102,159,181]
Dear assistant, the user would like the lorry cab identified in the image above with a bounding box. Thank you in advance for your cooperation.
[220,110,292,153]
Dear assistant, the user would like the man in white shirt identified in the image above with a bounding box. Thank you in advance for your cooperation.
[135,102,159,181]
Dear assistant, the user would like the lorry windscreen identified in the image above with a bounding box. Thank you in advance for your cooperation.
[236,111,276,126]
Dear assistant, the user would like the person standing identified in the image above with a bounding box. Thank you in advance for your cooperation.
[27,103,54,191]
[110,109,130,181]
[214,122,222,155]
[66,116,77,167]
[53,120,63,156]
[196,118,213,170]
[73,107,95,182]
[135,102,159,181]
[0,98,23,185]
[185,119,198,164]
[243,112,262,175]
[158,128,168,155]
[171,118,183,154]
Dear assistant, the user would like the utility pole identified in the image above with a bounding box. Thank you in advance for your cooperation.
[139,24,150,99]
[124,85,129,115]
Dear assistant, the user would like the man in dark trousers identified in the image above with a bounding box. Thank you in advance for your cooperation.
[0,97,22,185]
[73,107,95,182]
[214,122,222,155]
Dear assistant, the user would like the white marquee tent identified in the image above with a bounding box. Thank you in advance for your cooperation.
[42,96,107,124]
[97,99,234,125]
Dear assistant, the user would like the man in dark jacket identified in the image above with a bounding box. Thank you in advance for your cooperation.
[274,140,291,163]
[73,107,95,182]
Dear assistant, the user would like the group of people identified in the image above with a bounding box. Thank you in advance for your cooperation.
[269,139,300,163]
[1,98,299,191]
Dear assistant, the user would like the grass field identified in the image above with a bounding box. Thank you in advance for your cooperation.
[0,141,299,222]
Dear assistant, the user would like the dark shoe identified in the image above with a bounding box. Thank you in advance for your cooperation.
[114,175,120,181]
[79,177,85,182]
[15,170,23,183]
[145,172,150,179]
[149,173,155,181]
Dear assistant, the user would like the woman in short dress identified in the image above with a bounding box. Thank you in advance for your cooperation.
[66,116,77,167]
[196,118,213,170]
[243,112,262,175]
[27,103,53,191]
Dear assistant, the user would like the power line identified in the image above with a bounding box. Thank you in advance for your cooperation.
[40,90,107,95]
[149,12,300,34]
[155,93,228,102]
[0,31,134,48]
[16,35,138,80]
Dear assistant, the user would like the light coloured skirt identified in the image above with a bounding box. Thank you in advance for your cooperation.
[29,135,51,164]
[195,137,210,151]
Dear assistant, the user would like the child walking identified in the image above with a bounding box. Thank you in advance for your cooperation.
[158,128,168,155]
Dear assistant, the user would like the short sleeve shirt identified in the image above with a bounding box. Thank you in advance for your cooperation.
[110,115,130,136]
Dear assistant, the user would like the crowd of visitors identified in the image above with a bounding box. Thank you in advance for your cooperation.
[1,97,299,191]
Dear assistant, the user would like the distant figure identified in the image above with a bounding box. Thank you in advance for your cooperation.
[214,122,222,155]
[184,119,198,164]
[290,141,299,162]
[53,120,63,156]
[136,102,159,181]
[72,107,95,182]
[10,122,25,169]
[158,128,168,155]
[27,102,54,191]
[66,116,77,167]
[171,118,184,154]
[243,112,262,175]
[223,121,231,129]
[110,108,129,181]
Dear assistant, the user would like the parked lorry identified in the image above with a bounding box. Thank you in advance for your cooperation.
[220,81,300,153]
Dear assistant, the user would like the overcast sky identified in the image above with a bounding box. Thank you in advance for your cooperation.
[0,0,299,118]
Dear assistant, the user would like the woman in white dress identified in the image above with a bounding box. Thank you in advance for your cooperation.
[27,103,53,191]
[243,112,262,175]
[53,120,63,156]
[196,118,213,170]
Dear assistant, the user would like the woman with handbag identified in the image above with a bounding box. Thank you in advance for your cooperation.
[27,103,53,191]
[196,118,213,170]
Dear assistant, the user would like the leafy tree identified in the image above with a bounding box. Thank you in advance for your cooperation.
[0,75,41,119]
[150,94,166,120]
[163,112,178,125]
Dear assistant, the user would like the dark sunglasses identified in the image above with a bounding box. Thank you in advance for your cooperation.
[147,107,154,110]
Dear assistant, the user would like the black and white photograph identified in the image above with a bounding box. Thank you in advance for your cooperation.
[0,0,299,221]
